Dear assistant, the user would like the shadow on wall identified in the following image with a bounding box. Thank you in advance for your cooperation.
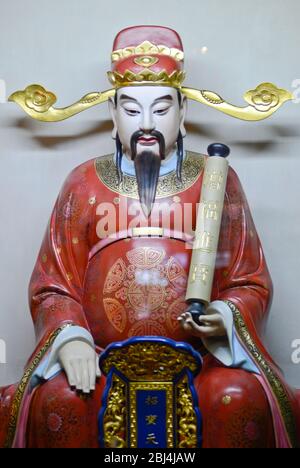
[8,118,300,155]
[13,118,113,149]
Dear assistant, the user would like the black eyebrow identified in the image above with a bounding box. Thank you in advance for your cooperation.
[153,95,173,103]
[119,94,138,102]
[119,94,174,104]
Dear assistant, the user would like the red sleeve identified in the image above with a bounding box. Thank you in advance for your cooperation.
[213,167,273,344]
[29,163,94,345]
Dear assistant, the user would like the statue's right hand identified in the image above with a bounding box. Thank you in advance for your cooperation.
[58,340,101,394]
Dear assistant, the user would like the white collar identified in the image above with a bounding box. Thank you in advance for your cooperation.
[114,149,186,176]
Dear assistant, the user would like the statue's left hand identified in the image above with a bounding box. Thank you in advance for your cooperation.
[178,311,227,339]
[58,340,101,394]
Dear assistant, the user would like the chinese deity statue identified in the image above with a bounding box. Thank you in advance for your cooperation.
[0,25,299,449]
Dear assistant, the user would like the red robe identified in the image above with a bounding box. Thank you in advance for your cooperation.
[0,152,299,448]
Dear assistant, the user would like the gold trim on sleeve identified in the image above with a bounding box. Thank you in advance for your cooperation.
[225,300,298,448]
[4,324,73,448]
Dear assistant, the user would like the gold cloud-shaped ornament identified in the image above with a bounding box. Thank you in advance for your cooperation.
[9,81,294,123]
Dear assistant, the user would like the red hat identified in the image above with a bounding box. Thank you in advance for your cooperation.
[108,26,186,88]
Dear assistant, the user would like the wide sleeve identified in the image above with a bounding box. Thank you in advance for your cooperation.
[212,166,274,358]
[28,164,94,348]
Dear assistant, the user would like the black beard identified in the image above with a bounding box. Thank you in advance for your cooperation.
[115,131,183,185]
[134,151,161,218]
[130,130,166,218]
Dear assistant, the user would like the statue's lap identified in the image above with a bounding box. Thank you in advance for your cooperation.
[26,354,274,448]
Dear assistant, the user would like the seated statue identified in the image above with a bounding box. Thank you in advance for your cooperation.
[0,25,299,449]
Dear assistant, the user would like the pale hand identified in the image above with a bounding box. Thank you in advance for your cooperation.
[178,312,227,339]
[58,340,101,394]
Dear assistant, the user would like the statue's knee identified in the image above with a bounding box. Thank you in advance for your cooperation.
[197,368,274,447]
[32,372,81,412]
[27,372,103,448]
[198,367,268,410]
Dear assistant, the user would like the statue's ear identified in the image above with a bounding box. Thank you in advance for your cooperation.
[108,97,117,139]
[179,95,187,138]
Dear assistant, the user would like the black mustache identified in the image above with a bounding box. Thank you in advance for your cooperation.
[130,130,166,161]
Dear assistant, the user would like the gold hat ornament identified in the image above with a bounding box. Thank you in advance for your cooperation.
[9,25,294,122]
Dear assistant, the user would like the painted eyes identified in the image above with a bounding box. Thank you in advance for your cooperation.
[123,107,170,116]
[124,109,140,116]
[154,108,170,116]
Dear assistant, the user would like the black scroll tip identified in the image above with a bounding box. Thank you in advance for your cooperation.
[186,301,206,326]
[207,143,230,158]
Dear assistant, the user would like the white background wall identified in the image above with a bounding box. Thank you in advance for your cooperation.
[0,0,299,387]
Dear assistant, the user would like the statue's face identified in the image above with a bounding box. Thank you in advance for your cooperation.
[109,86,187,160]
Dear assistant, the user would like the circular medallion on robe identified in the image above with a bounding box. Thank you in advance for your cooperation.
[83,237,200,348]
